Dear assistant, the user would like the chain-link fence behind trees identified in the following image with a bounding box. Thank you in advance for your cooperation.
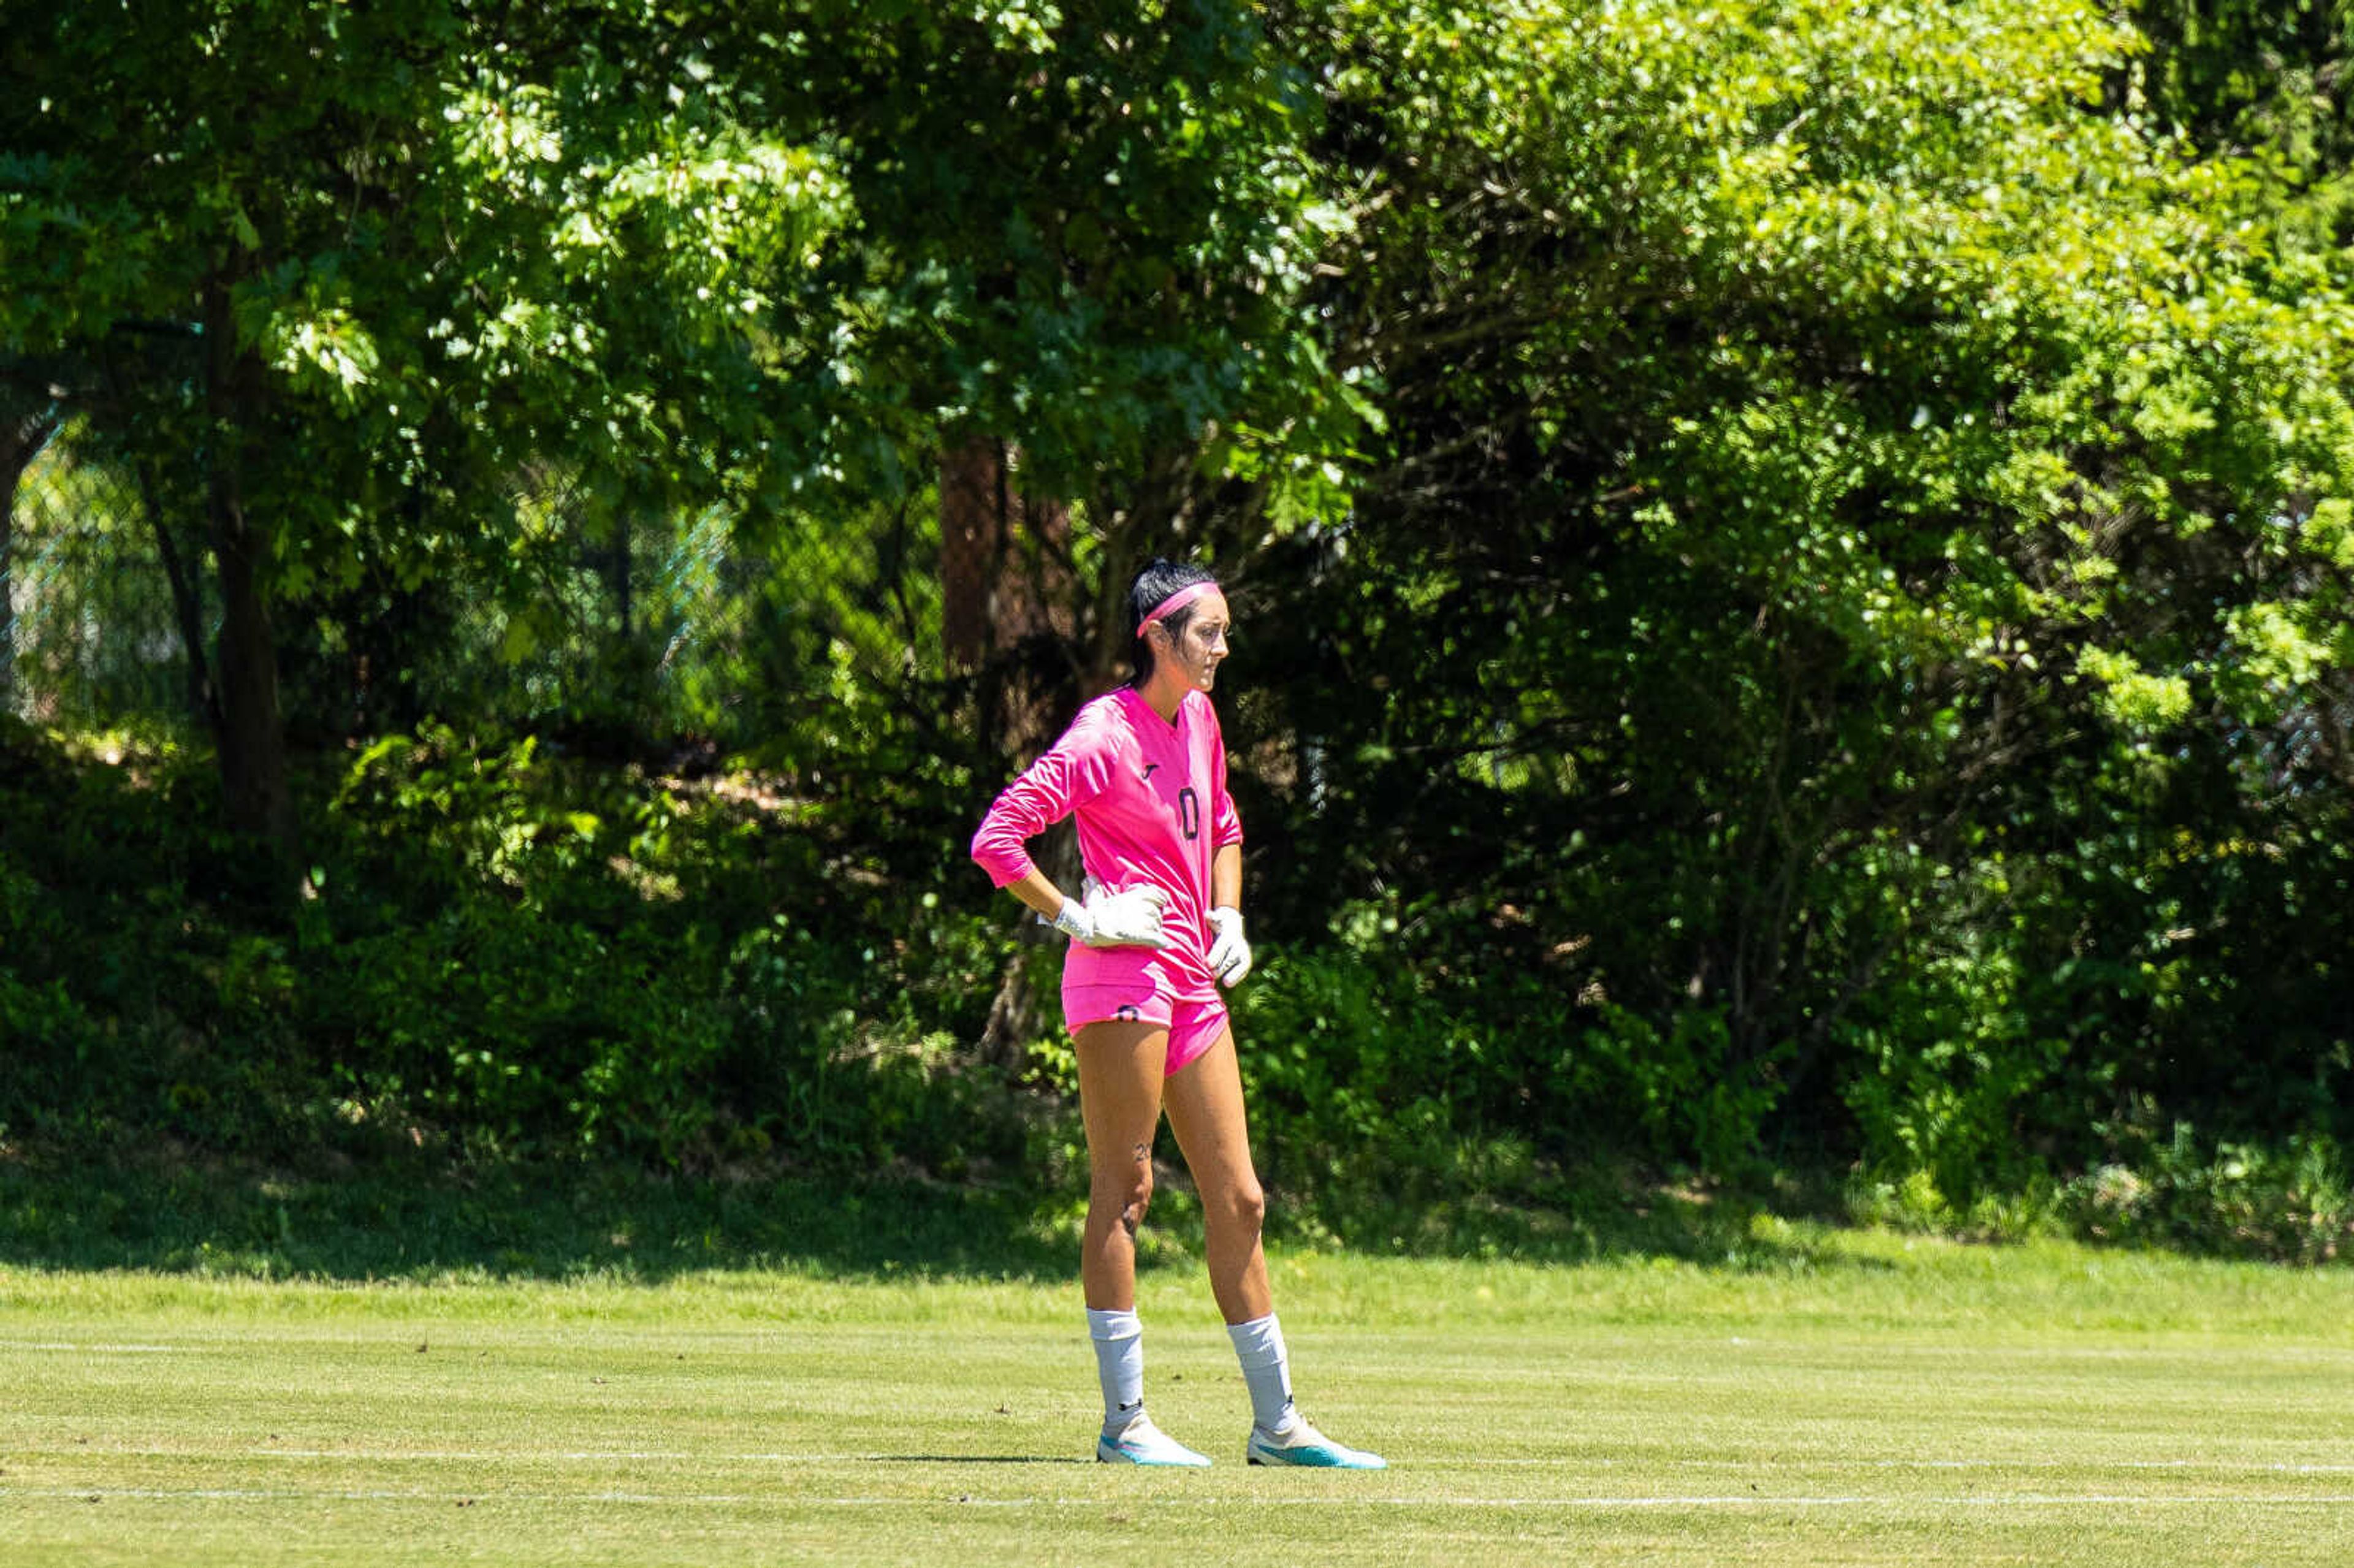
[6,420,946,763]
[9,422,194,731]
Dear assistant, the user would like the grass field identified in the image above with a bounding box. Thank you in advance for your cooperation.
[7,1220,2354,1565]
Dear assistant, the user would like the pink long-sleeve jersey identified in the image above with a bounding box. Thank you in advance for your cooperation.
[970,685,1243,1001]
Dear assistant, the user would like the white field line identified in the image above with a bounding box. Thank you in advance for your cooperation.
[0,1341,194,1353]
[13,1448,2354,1476]
[8,1488,2354,1509]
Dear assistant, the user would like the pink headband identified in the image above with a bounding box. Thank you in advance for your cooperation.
[1140,580,1219,633]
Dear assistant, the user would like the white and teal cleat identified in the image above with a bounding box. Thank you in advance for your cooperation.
[1096,1413,1213,1467]
[1245,1414,1387,1469]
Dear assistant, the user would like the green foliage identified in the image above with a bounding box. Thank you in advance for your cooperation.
[1237,0,2354,1200]
[791,0,1357,500]
[2131,1,2354,170]
[9,0,2354,1265]
[2065,1122,2354,1264]
[0,720,1021,1176]
[1235,945,1476,1198]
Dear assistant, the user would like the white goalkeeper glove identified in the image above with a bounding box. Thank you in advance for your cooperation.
[1205,906,1252,987]
[1053,882,1170,949]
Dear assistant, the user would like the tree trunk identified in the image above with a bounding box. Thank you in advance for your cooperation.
[129,453,219,732]
[1081,444,1204,696]
[943,438,1087,1068]
[938,436,1077,755]
[0,401,61,714]
[211,504,294,851]
[203,278,297,867]
[939,437,1006,672]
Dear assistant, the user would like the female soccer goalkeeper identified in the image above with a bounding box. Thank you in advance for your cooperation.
[969,558,1385,1470]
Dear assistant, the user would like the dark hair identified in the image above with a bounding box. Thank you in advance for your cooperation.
[1126,558,1219,687]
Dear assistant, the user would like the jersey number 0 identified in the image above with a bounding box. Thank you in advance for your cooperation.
[1177,786,1202,842]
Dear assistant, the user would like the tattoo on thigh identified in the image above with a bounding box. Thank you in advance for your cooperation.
[1132,1141,1150,1165]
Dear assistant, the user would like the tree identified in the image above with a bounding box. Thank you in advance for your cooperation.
[780,0,1365,693]
[1238,0,2354,1174]
[2123,1,2354,255]
[1,1,842,866]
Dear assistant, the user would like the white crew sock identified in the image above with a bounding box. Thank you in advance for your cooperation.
[1226,1312,1296,1434]
[1087,1307,1146,1434]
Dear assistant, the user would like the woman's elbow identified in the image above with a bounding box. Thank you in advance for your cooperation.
[970,825,1024,888]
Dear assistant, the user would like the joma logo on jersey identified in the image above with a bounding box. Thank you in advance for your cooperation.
[1138,763,1161,783]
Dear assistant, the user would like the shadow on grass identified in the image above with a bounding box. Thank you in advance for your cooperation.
[1260,1170,1895,1277]
[0,1141,1887,1284]
[0,1147,1076,1284]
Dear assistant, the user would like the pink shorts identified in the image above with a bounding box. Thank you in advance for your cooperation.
[1064,983,1231,1077]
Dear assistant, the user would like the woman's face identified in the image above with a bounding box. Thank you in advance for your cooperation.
[1154,588,1232,693]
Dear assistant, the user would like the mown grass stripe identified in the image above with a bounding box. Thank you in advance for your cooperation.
[10,1487,2354,1509]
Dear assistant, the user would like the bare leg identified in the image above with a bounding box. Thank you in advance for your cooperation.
[1074,1019,1168,1312]
[1161,1027,1273,1325]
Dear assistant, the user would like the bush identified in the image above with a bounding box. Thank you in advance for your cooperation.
[0,720,1028,1179]
[2063,1121,2354,1265]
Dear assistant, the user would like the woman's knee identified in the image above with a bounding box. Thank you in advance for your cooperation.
[1208,1174,1265,1239]
[1092,1166,1154,1233]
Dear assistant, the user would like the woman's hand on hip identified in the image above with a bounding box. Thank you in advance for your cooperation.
[1054,883,1171,949]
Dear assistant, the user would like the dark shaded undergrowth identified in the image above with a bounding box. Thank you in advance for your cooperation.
[4,720,2352,1277]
